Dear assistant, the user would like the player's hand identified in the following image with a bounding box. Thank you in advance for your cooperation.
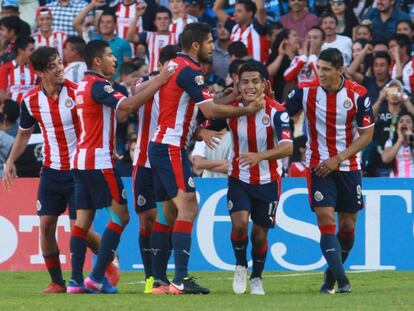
[112,151,124,162]
[247,94,265,114]
[157,62,176,85]
[91,0,106,8]
[239,152,262,168]
[3,161,17,190]
[199,128,225,149]
[264,80,275,100]
[314,156,341,178]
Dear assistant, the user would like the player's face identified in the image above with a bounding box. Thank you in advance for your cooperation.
[234,4,251,25]
[155,12,171,33]
[37,14,53,32]
[197,33,214,63]
[99,15,116,35]
[99,47,117,76]
[238,71,265,104]
[321,17,337,37]
[373,58,389,81]
[40,55,65,84]
[316,59,342,89]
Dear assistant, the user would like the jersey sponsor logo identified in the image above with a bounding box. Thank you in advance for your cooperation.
[262,114,270,126]
[364,97,371,108]
[36,200,42,211]
[282,130,291,140]
[363,115,372,127]
[188,177,195,188]
[137,195,146,207]
[280,112,289,123]
[195,75,205,86]
[343,98,353,110]
[314,191,324,202]
[287,90,295,99]
[228,199,233,211]
[65,98,74,108]
[104,85,114,93]
[202,90,212,99]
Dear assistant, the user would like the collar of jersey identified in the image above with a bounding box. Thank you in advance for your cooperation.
[176,52,200,67]
[85,70,108,80]
[320,75,345,94]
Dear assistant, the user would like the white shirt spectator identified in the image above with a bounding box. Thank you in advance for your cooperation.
[322,35,353,66]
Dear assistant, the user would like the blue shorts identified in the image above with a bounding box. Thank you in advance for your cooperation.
[148,142,195,202]
[307,169,364,213]
[72,168,127,210]
[133,165,156,213]
[37,167,76,220]
[227,177,279,228]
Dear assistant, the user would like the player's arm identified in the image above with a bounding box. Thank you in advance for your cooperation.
[253,0,267,26]
[0,64,9,103]
[126,3,147,43]
[284,56,307,82]
[285,88,304,119]
[199,96,264,119]
[212,0,229,25]
[315,96,375,177]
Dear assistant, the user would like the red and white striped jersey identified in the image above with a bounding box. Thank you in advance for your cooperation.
[133,91,160,168]
[169,16,196,37]
[32,30,67,59]
[153,53,213,148]
[391,58,414,93]
[225,19,269,63]
[19,79,79,171]
[286,78,375,171]
[284,54,318,83]
[0,60,37,103]
[288,161,307,177]
[139,32,178,73]
[72,71,127,170]
[227,97,292,185]
[115,2,143,40]
[64,61,87,84]
[384,139,414,177]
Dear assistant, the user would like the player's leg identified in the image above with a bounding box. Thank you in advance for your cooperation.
[337,213,357,263]
[249,224,268,295]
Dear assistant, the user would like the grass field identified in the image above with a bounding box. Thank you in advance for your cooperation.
[0,271,413,310]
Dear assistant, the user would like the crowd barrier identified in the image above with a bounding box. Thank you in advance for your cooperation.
[1,178,413,271]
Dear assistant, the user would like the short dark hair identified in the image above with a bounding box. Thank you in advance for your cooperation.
[228,41,248,59]
[229,59,247,76]
[236,0,257,16]
[355,24,373,36]
[397,19,414,31]
[320,12,338,25]
[98,10,117,25]
[318,48,344,69]
[308,25,326,41]
[3,99,19,123]
[65,36,86,58]
[239,60,268,80]
[389,33,412,56]
[268,21,283,35]
[120,61,138,76]
[155,6,172,20]
[159,44,180,65]
[85,40,109,69]
[30,46,59,72]
[0,16,20,35]
[373,51,392,65]
[13,36,34,54]
[180,22,211,51]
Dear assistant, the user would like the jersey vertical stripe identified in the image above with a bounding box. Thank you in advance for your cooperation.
[0,61,37,103]
[146,32,177,73]
[32,30,67,58]
[115,2,143,39]
[230,24,268,63]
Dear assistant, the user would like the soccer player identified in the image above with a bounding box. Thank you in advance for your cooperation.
[285,48,375,294]
[2,46,104,293]
[222,62,293,295]
[32,7,67,59]
[213,0,268,63]
[127,6,178,73]
[68,40,174,294]
[148,22,264,295]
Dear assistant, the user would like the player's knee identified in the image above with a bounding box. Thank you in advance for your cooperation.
[232,223,248,237]
[40,223,56,239]
[339,222,355,235]
[315,208,335,225]
[140,218,154,232]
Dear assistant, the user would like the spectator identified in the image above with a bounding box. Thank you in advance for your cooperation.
[267,21,284,47]
[1,98,18,136]
[47,0,92,36]
[374,41,389,53]
[327,0,359,38]
[353,24,373,41]
[389,33,414,94]
[362,0,410,43]
[320,12,352,66]
[214,0,269,63]
[228,41,249,61]
[119,62,141,95]
[169,0,197,36]
[362,51,391,103]
[212,22,231,80]
[225,58,247,88]
[0,99,15,177]
[284,26,324,84]
[346,39,372,83]
[396,19,414,55]
[127,6,177,73]
[280,0,319,43]
[382,112,414,177]
[0,0,31,36]
[0,36,37,104]
[0,15,20,64]
[63,36,87,83]
[353,0,374,21]
[184,0,216,28]
[32,7,67,58]
[130,58,149,78]
[267,29,299,101]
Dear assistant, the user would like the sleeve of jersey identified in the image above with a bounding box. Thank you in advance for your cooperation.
[176,67,213,105]
[285,88,304,117]
[356,95,375,129]
[284,55,306,82]
[273,110,293,143]
[91,80,127,109]
[19,100,36,130]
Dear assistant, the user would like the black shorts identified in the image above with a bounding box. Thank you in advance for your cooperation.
[133,165,156,214]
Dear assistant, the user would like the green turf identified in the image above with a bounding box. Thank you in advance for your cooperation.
[0,271,412,310]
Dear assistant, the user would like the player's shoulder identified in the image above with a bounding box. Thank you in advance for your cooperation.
[174,53,202,72]
[64,79,78,91]
[298,79,319,89]
[344,79,367,97]
[266,96,285,112]
[22,85,41,102]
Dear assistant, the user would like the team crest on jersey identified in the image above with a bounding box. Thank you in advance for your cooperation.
[407,68,413,75]
[104,85,114,93]
[37,200,42,211]
[65,98,74,108]
[343,98,353,110]
[228,200,233,211]
[137,195,146,206]
[262,114,270,126]
[194,75,204,86]
[314,191,324,202]
[188,177,195,188]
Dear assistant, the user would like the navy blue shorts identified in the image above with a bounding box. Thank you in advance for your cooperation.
[133,165,156,214]
[227,177,279,228]
[72,168,127,210]
[307,169,364,213]
[37,167,76,219]
[148,142,195,202]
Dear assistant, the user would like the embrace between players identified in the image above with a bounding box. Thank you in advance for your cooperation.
[3,22,374,296]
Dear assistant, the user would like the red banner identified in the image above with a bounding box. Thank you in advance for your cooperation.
[0,178,91,271]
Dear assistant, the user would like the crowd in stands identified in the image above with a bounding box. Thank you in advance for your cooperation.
[0,0,413,178]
